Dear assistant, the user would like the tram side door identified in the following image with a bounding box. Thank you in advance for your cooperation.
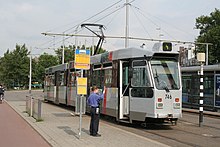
[119,61,130,120]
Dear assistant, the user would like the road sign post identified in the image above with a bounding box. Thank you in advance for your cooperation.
[75,49,90,139]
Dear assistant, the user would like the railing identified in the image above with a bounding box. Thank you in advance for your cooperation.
[26,95,42,121]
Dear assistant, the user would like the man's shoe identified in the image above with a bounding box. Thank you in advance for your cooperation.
[92,133,101,137]
[96,133,101,137]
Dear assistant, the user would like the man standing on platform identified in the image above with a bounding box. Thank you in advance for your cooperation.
[87,86,105,137]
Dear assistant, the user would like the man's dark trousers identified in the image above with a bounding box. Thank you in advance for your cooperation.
[90,107,100,135]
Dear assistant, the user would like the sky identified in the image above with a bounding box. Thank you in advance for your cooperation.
[0,0,220,56]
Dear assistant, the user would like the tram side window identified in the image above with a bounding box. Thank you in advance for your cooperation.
[51,75,55,86]
[104,69,112,87]
[182,76,191,93]
[60,73,65,86]
[70,73,77,87]
[45,76,50,86]
[93,70,101,88]
[204,76,214,95]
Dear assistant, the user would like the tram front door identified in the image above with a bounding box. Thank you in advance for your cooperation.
[119,61,130,120]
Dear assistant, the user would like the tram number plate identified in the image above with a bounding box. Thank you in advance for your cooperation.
[165,93,172,99]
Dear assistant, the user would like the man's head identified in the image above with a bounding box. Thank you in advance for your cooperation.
[91,86,99,93]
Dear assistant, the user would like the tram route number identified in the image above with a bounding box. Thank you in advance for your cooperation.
[165,93,172,99]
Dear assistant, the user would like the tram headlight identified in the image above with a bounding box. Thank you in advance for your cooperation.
[173,103,180,109]
[156,103,163,109]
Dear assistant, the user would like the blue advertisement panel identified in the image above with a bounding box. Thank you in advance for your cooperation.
[215,74,220,107]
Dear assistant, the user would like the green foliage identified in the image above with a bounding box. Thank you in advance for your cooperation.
[55,45,76,64]
[195,8,220,64]
[0,44,29,88]
[0,43,106,89]
[34,53,59,83]
[0,45,58,89]
[55,45,107,64]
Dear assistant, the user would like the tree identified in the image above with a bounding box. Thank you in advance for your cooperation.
[55,45,76,64]
[35,53,59,84]
[195,8,220,64]
[55,45,107,64]
[0,44,29,88]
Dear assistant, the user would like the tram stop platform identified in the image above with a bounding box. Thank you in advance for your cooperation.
[7,100,168,147]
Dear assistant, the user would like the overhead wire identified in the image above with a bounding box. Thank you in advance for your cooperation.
[105,5,124,28]
[132,5,177,40]
[130,6,152,39]
[41,0,125,52]
[63,0,123,33]
[132,3,196,38]
[44,3,125,50]
[93,4,125,24]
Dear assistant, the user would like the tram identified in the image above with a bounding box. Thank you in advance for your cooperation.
[181,64,220,111]
[44,42,182,124]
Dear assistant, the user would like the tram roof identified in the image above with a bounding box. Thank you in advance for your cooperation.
[91,47,152,63]
[181,64,220,72]
[45,63,68,74]
[91,46,178,64]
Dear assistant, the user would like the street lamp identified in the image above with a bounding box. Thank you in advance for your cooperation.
[29,47,32,94]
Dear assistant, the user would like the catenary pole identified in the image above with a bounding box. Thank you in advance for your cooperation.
[29,47,32,94]
[125,0,129,48]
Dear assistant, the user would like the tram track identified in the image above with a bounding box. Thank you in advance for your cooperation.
[45,101,220,147]
[100,112,220,147]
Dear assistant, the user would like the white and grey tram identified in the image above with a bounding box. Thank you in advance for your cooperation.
[44,42,182,124]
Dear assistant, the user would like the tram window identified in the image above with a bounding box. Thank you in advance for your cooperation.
[104,69,112,87]
[123,66,129,85]
[132,68,151,87]
[94,64,101,69]
[131,87,153,98]
[151,59,180,90]
[45,76,50,86]
[103,62,112,68]
[60,73,64,86]
[101,70,105,86]
[70,73,76,87]
[204,76,214,95]
[133,61,146,67]
[93,70,101,87]
[51,75,55,86]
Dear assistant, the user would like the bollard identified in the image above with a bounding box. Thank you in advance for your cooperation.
[30,97,33,117]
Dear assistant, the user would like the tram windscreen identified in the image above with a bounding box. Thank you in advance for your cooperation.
[151,58,180,90]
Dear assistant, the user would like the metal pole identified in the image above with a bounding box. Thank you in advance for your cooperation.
[62,34,65,64]
[92,35,94,55]
[199,63,204,127]
[29,47,32,94]
[79,69,83,138]
[30,96,33,117]
[206,44,209,65]
[125,0,129,48]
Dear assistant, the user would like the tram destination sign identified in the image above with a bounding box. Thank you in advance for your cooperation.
[75,49,90,70]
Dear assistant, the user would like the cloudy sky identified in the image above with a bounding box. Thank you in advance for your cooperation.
[0,0,220,56]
